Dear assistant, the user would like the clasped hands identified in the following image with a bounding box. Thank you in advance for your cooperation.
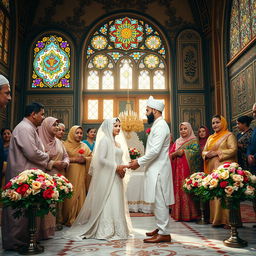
[116,160,140,179]
[53,160,68,171]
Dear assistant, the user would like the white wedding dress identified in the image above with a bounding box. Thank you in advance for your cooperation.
[63,119,132,241]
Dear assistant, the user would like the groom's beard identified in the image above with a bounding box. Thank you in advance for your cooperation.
[147,112,155,124]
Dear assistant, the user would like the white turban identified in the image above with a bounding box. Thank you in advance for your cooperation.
[0,75,9,86]
[147,96,165,112]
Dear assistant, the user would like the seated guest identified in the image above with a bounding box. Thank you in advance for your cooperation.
[169,122,200,221]
[38,117,70,233]
[236,115,253,170]
[198,125,210,171]
[82,128,96,151]
[56,122,66,142]
[63,126,91,226]
[202,115,238,228]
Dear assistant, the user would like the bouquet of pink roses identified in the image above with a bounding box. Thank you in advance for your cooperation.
[1,168,73,218]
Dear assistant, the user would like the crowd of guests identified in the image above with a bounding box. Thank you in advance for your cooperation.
[0,75,255,249]
[0,102,97,250]
[169,108,256,228]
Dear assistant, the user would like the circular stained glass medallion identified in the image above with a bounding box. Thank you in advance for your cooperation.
[145,36,161,50]
[91,35,108,50]
[144,54,159,69]
[93,54,108,69]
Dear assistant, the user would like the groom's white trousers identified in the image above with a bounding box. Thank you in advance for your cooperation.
[154,174,171,235]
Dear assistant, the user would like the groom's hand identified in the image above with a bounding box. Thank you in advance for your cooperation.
[129,160,140,170]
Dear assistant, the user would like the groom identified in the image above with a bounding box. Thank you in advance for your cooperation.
[129,96,174,243]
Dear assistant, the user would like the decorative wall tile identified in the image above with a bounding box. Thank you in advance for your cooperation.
[177,29,204,90]
[230,63,255,119]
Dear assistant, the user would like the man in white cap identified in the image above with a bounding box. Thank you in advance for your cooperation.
[129,96,174,243]
[0,74,11,108]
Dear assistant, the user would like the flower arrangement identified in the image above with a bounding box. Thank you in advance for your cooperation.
[183,162,256,208]
[1,169,73,218]
[129,147,141,160]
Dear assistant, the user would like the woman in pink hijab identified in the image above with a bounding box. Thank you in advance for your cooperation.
[169,122,200,221]
[38,117,70,236]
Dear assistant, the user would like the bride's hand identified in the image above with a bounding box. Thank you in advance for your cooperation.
[116,165,126,179]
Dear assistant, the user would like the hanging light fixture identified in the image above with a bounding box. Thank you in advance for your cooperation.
[118,70,144,135]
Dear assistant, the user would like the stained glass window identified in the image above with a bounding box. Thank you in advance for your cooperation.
[32,35,71,88]
[138,70,150,89]
[84,16,169,122]
[229,0,256,59]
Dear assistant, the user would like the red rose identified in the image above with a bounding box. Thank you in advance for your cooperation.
[78,149,85,154]
[243,176,249,183]
[193,182,198,187]
[3,181,12,190]
[146,128,151,134]
[43,188,54,199]
[16,184,30,196]
[57,173,62,177]
[220,181,228,188]
[187,180,192,185]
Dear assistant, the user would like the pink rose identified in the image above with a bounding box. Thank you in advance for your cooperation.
[146,128,151,134]
[237,170,244,176]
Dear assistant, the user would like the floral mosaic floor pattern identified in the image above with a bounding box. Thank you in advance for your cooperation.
[1,216,256,256]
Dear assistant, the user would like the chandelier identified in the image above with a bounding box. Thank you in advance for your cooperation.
[118,71,144,134]
[119,100,144,134]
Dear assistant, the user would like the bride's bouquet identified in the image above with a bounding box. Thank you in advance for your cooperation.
[1,168,73,218]
[128,147,141,159]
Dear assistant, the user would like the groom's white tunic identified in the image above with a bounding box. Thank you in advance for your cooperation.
[138,116,174,205]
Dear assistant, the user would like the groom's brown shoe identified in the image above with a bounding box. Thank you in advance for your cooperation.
[145,229,159,237]
[143,234,171,243]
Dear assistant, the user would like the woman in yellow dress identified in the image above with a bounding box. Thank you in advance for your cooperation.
[63,126,92,226]
[202,115,238,228]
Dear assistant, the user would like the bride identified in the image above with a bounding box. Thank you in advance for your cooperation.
[63,118,133,240]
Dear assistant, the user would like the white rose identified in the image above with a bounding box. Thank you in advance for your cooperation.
[244,186,255,196]
[219,171,229,180]
[232,174,244,182]
[250,175,256,183]
[209,179,218,189]
[224,186,234,196]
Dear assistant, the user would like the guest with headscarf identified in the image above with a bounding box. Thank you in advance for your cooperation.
[38,117,70,235]
[236,115,253,170]
[169,122,200,221]
[202,115,238,228]
[198,125,210,171]
[63,126,92,226]
[56,123,66,142]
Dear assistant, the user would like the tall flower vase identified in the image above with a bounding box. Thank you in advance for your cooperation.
[196,199,208,225]
[19,205,44,255]
[223,199,247,248]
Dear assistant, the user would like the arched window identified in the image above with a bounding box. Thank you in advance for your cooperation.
[31,35,71,88]
[83,16,169,123]
[229,0,256,59]
[0,0,10,64]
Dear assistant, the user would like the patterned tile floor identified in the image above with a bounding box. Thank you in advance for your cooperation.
[1,217,256,256]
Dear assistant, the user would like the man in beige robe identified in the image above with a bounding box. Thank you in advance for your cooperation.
[2,102,49,251]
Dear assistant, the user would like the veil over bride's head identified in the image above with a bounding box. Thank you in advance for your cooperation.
[89,118,130,176]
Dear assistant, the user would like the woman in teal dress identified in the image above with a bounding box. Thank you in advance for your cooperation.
[169,122,200,221]
[82,128,96,151]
